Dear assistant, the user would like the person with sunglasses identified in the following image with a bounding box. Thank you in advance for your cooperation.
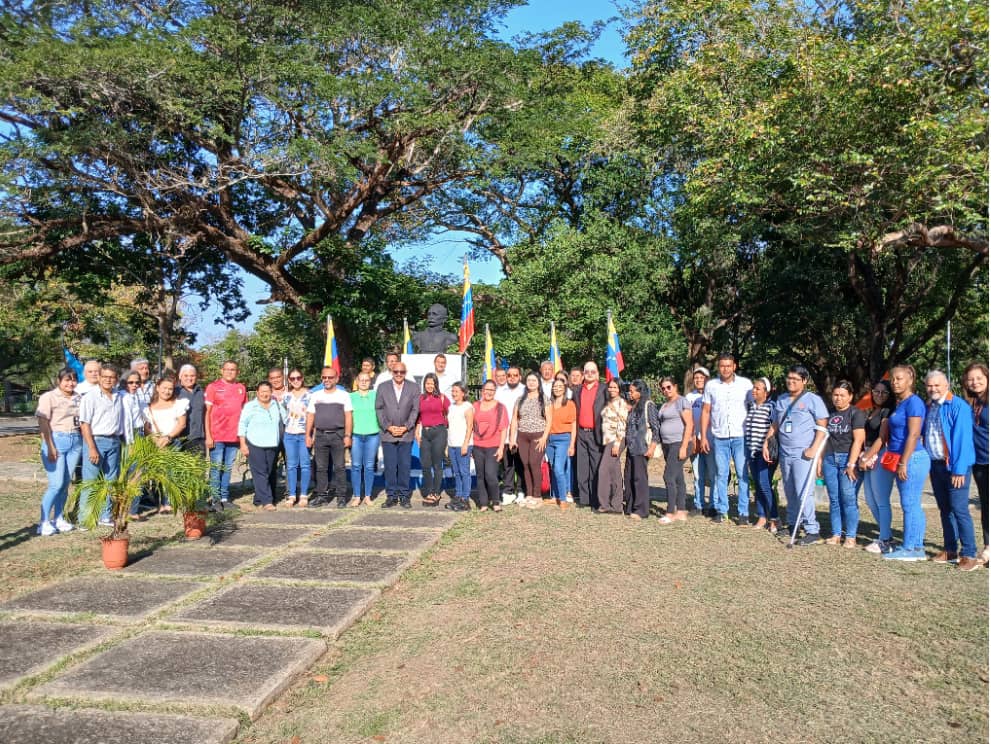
[656,377,693,523]
[120,372,147,446]
[375,362,420,508]
[305,367,353,508]
[282,369,312,507]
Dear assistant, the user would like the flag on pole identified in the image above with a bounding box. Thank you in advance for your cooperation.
[604,310,625,382]
[549,321,562,374]
[482,324,496,383]
[282,356,289,385]
[323,316,341,374]
[62,346,84,379]
[459,261,474,353]
[403,317,414,355]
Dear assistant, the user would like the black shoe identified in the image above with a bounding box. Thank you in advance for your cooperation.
[712,514,725,523]
[337,498,349,509]
[689,508,702,517]
[776,525,791,537]
[791,533,820,547]
[400,497,412,509]
[704,508,716,518]
[308,494,330,508]
[735,515,750,527]
[220,500,240,511]
[383,497,399,509]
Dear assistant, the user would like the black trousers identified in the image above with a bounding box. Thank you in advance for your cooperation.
[974,464,989,546]
[473,446,501,507]
[313,429,346,498]
[247,444,279,506]
[575,428,603,508]
[662,441,688,513]
[420,425,448,496]
[500,443,525,494]
[624,451,650,517]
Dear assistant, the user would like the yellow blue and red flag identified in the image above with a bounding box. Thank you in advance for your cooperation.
[482,324,496,382]
[604,311,625,382]
[549,321,562,374]
[403,317,414,355]
[459,261,474,353]
[323,316,341,374]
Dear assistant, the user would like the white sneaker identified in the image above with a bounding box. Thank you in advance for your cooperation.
[565,493,574,504]
[864,540,882,554]
[981,546,990,564]
[500,492,515,506]
[514,493,526,505]
[39,521,57,537]
[54,517,74,533]
[98,518,114,527]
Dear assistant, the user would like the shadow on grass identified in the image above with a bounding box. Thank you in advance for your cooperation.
[0,525,36,554]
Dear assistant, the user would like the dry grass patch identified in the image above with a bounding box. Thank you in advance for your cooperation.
[238,504,988,744]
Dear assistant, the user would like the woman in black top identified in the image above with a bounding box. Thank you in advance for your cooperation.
[820,380,866,547]
[857,379,893,554]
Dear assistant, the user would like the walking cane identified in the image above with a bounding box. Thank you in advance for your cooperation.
[789,425,830,547]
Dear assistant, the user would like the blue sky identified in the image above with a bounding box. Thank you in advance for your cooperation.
[189,1,628,342]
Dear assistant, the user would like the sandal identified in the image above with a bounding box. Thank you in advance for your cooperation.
[360,497,373,506]
[297,498,308,508]
[478,506,489,512]
[158,505,173,515]
[422,494,441,507]
[348,497,361,507]
[492,504,502,512]
[263,504,277,511]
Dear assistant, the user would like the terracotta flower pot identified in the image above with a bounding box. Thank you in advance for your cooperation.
[183,511,207,540]
[101,536,129,570]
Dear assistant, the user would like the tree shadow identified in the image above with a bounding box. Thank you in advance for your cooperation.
[0,525,36,553]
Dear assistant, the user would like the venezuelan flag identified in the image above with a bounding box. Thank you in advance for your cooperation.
[323,316,341,374]
[549,321,562,374]
[482,324,496,382]
[604,311,625,382]
[459,261,474,353]
[403,317,414,355]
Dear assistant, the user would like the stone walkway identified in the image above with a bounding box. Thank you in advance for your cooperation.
[0,501,462,743]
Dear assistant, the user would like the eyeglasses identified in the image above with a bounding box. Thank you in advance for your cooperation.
[321,375,336,380]
[393,370,406,375]
[289,376,302,381]
[584,370,596,375]
[660,385,673,391]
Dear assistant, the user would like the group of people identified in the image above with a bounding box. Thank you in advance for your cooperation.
[33,350,990,572]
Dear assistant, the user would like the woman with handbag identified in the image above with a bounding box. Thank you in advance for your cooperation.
[624,379,660,521]
[656,377,693,523]
[862,365,929,561]
[744,378,777,532]
[857,380,893,553]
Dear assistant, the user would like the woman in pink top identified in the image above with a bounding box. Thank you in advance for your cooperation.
[472,380,508,512]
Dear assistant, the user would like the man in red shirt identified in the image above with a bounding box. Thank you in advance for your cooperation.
[205,360,248,510]
[571,362,609,509]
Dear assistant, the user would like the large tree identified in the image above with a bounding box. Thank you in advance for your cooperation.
[624,0,988,387]
[0,0,594,366]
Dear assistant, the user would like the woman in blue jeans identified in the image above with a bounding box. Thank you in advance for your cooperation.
[547,378,577,509]
[857,380,893,553]
[281,369,311,507]
[349,372,380,506]
[35,367,82,536]
[445,383,474,511]
[820,380,865,548]
[743,378,777,531]
[863,365,929,561]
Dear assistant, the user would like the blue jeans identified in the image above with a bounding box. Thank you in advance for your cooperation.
[546,433,572,501]
[283,433,310,498]
[41,432,82,524]
[713,436,749,517]
[82,435,121,522]
[209,441,239,503]
[448,445,472,499]
[865,455,895,541]
[351,433,380,498]
[896,450,930,551]
[747,450,777,520]
[691,446,715,510]
[930,461,975,558]
[780,452,819,534]
[822,451,860,538]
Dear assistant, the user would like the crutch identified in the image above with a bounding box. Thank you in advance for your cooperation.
[789,425,830,547]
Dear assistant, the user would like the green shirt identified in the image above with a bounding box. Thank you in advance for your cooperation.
[350,390,379,435]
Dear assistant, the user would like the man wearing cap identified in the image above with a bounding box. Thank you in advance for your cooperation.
[686,366,715,516]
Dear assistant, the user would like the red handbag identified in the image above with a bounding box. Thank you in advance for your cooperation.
[880,451,901,473]
[540,459,551,493]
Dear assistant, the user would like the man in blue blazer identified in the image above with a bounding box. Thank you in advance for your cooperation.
[375,361,420,508]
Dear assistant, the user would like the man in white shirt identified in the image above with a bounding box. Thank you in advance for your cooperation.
[699,354,752,525]
[433,354,455,400]
[494,367,508,392]
[75,360,101,396]
[129,358,154,403]
[374,351,401,389]
[79,365,124,526]
[686,367,715,516]
[539,360,555,399]
[495,365,525,504]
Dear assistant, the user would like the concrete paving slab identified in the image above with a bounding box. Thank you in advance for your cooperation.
[172,583,378,637]
[0,577,204,620]
[206,525,314,549]
[310,528,439,552]
[237,509,346,526]
[32,631,326,720]
[124,547,264,577]
[0,704,239,744]
[0,623,115,691]
[351,510,458,529]
[257,550,411,584]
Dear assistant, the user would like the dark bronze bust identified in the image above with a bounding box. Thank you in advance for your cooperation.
[412,304,458,353]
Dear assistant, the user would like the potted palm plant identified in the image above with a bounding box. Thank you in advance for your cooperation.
[72,436,211,569]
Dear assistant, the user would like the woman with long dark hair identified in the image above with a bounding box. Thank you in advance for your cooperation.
[546,378,577,509]
[472,381,508,512]
[35,367,81,536]
[624,379,659,521]
[820,380,865,548]
[283,369,312,508]
[962,363,989,563]
[416,372,449,507]
[656,376,693,523]
[597,378,629,514]
[143,376,190,514]
[858,379,893,553]
[509,371,551,508]
[445,382,474,512]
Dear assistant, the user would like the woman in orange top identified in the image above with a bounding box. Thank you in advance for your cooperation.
[546,378,577,509]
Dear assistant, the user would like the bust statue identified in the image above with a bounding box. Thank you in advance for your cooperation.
[411,303,458,353]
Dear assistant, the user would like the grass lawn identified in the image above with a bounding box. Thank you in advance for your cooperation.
[0,475,986,743]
